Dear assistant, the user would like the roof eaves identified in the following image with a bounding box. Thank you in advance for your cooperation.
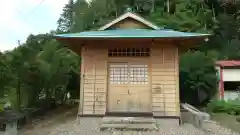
[216,60,240,67]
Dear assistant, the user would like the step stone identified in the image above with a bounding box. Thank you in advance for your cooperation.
[112,131,160,135]
[100,117,159,132]
[100,123,158,130]
[102,117,156,124]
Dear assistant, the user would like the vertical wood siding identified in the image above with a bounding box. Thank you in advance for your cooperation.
[81,45,108,115]
[80,43,179,117]
[151,44,179,117]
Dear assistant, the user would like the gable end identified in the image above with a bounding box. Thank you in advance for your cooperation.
[99,12,159,30]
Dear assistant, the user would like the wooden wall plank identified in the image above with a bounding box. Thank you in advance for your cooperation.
[80,41,180,117]
[151,81,176,85]
[151,44,180,117]
[151,76,176,81]
[79,46,85,115]
[82,45,108,115]
[109,18,150,29]
[175,47,180,116]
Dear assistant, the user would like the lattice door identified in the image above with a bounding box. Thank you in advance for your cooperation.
[129,64,148,84]
[109,63,148,84]
[128,63,151,112]
[108,62,151,112]
[109,63,128,85]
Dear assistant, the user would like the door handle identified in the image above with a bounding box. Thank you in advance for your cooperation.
[128,90,130,94]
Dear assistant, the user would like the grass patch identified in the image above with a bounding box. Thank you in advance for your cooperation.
[0,88,19,111]
[0,104,3,112]
[0,98,6,112]
[207,99,240,115]
[211,113,240,133]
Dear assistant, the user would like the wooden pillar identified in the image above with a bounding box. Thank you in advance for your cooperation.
[219,67,224,100]
[216,66,224,100]
[79,46,85,115]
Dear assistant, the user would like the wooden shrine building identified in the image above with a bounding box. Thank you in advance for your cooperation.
[55,12,210,121]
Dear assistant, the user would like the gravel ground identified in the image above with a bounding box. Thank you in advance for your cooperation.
[20,118,240,135]
[202,120,240,135]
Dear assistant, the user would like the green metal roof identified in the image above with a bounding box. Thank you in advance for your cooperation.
[55,29,211,39]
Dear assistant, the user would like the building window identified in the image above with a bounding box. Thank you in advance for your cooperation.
[109,64,128,84]
[109,64,148,84]
[108,47,150,57]
[0,124,6,131]
[129,64,148,84]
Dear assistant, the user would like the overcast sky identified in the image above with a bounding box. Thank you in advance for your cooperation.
[0,0,69,51]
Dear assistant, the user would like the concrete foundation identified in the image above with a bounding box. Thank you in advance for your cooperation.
[180,103,210,129]
[77,117,111,135]
[155,118,180,127]
[77,116,180,135]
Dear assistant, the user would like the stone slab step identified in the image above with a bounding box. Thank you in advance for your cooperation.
[112,131,160,135]
[101,117,156,124]
[100,123,159,131]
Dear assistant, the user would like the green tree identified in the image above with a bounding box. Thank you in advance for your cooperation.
[180,51,218,105]
[36,41,79,107]
[57,0,74,33]
[0,52,12,98]
[149,0,214,32]
[71,0,92,32]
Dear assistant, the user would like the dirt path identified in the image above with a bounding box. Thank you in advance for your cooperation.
[20,106,78,135]
[20,107,240,135]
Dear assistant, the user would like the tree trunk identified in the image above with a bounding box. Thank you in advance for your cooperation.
[16,74,21,112]
[167,0,170,13]
[212,4,216,21]
[151,0,155,12]
[45,84,51,109]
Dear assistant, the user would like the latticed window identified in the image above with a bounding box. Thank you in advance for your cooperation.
[109,64,148,84]
[109,64,128,84]
[108,47,150,57]
[129,64,148,84]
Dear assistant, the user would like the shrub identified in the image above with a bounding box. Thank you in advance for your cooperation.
[207,99,228,113]
[0,103,3,112]
[180,51,218,106]
[207,99,240,115]
[227,100,240,115]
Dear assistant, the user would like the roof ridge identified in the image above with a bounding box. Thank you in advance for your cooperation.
[99,12,160,30]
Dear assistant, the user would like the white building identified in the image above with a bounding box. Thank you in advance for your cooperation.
[216,60,240,101]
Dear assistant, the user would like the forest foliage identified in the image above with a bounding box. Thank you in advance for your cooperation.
[1,0,240,110]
